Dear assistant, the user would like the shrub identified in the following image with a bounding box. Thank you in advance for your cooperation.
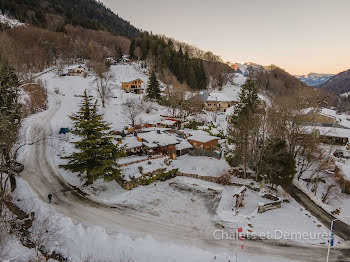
[184,120,204,130]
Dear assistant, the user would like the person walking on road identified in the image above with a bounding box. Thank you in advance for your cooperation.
[48,193,52,204]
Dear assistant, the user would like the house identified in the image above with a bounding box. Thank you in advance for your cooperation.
[303,126,350,145]
[67,64,88,76]
[187,132,219,151]
[121,135,145,156]
[122,79,144,94]
[118,55,130,63]
[176,139,193,156]
[106,57,117,65]
[205,93,237,112]
[157,118,183,129]
[167,129,187,139]
[137,130,180,159]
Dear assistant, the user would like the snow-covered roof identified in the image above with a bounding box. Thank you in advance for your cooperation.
[303,126,350,138]
[159,120,177,126]
[319,108,337,119]
[187,130,219,143]
[207,92,236,102]
[66,64,87,71]
[121,136,143,149]
[233,186,247,197]
[176,139,193,151]
[122,78,143,84]
[188,134,219,143]
[137,131,179,147]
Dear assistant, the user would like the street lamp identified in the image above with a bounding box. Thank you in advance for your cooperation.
[326,218,338,262]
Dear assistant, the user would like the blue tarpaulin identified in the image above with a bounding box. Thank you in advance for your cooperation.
[59,128,70,134]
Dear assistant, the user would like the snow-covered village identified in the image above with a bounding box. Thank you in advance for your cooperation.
[1,1,350,262]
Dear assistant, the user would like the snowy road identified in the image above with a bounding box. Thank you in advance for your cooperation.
[287,185,350,240]
[19,95,350,262]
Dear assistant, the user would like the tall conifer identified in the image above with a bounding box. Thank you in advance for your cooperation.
[60,91,123,185]
[146,70,161,100]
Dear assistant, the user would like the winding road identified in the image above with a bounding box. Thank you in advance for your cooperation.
[19,94,350,262]
[286,185,350,241]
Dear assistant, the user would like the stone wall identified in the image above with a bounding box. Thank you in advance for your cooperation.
[120,169,177,190]
[118,155,165,167]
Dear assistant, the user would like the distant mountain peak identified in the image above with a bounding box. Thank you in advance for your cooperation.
[295,73,334,87]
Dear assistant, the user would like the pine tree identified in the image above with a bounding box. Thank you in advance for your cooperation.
[129,39,135,59]
[146,70,161,100]
[0,55,20,118]
[60,91,123,185]
[227,79,260,178]
[0,55,21,158]
[261,138,296,188]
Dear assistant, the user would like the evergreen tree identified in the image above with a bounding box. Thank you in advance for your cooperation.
[227,79,260,178]
[0,55,21,164]
[261,138,296,188]
[146,70,161,100]
[60,91,123,185]
[129,39,135,59]
[0,55,20,118]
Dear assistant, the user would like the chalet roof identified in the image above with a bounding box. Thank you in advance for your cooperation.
[137,130,179,148]
[158,119,178,126]
[122,78,143,84]
[207,92,238,102]
[66,64,87,71]
[303,126,350,139]
[188,135,219,143]
[176,139,193,151]
[121,136,143,150]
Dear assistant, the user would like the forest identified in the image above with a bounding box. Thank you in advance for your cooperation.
[0,0,139,38]
[131,33,207,90]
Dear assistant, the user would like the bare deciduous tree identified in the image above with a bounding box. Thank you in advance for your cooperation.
[122,98,142,128]
[89,61,113,108]
[29,216,61,259]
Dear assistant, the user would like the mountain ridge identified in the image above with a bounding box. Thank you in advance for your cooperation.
[295,73,334,87]
[320,69,350,95]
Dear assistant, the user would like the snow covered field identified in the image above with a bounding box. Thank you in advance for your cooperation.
[173,155,230,177]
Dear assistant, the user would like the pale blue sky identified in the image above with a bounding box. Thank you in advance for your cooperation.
[101,0,350,75]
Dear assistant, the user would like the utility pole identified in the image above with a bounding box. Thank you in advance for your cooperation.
[326,219,338,262]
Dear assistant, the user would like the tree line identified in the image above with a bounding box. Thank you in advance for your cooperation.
[0,0,139,38]
[130,33,207,90]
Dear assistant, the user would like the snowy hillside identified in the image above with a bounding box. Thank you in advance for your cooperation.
[0,12,24,28]
[295,73,334,87]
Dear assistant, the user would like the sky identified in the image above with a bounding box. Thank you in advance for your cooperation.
[100,0,350,75]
